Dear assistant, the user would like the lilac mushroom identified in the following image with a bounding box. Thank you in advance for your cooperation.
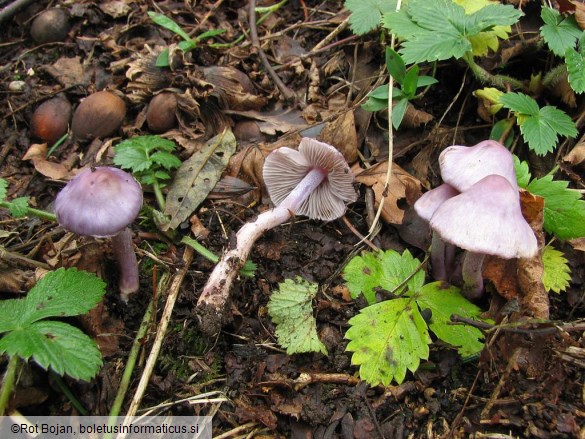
[439,140,519,194]
[196,138,357,335]
[429,175,538,298]
[414,183,459,282]
[54,167,143,301]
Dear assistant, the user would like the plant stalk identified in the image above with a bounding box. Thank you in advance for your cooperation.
[0,201,56,222]
[0,356,19,416]
[463,54,525,91]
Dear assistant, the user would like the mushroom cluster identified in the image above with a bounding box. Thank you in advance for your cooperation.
[196,137,357,335]
[414,140,538,298]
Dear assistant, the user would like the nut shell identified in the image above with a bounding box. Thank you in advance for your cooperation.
[146,93,177,133]
[72,91,126,141]
[30,8,70,44]
[30,98,72,144]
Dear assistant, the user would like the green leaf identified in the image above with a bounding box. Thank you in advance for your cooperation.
[408,282,485,357]
[0,321,102,381]
[345,298,430,385]
[542,246,571,293]
[386,47,406,84]
[499,92,539,115]
[343,249,424,305]
[267,277,327,355]
[416,76,438,88]
[19,268,106,326]
[9,197,30,217]
[402,65,420,97]
[194,29,226,42]
[513,156,531,189]
[148,11,192,42]
[565,48,585,94]
[526,175,585,240]
[362,97,388,112]
[345,0,397,35]
[150,151,182,170]
[0,178,7,200]
[383,0,521,64]
[540,7,581,57]
[392,98,409,129]
[0,299,27,333]
[114,136,180,182]
[500,93,577,155]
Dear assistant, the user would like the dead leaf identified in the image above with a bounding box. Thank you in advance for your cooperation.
[163,129,237,230]
[99,1,131,18]
[319,110,358,163]
[569,237,585,252]
[22,143,70,180]
[563,142,585,166]
[354,162,422,224]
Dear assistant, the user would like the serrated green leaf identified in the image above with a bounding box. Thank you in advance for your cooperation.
[0,179,7,201]
[0,299,27,333]
[526,175,585,240]
[17,268,106,327]
[343,249,425,305]
[0,321,102,381]
[114,145,152,173]
[345,0,397,35]
[540,8,581,57]
[513,156,531,188]
[542,246,571,293]
[345,298,430,385]
[267,277,327,355]
[500,92,539,115]
[150,151,182,170]
[9,197,30,218]
[400,30,471,64]
[408,282,485,357]
[565,48,585,94]
[519,114,559,155]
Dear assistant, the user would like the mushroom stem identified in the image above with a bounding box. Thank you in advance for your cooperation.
[111,227,139,302]
[430,231,448,282]
[196,167,328,335]
[461,251,486,299]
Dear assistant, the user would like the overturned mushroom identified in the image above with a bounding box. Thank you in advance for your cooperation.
[54,167,143,301]
[196,138,357,335]
[414,183,459,282]
[429,175,538,298]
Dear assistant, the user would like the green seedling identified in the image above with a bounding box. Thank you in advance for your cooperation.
[0,179,56,222]
[542,245,572,294]
[0,268,106,414]
[343,249,485,386]
[148,11,226,67]
[113,135,182,211]
[362,48,437,128]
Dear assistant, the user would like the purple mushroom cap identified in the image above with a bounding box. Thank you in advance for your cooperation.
[429,174,537,259]
[55,167,143,237]
[263,138,357,221]
[439,140,519,194]
[414,183,460,222]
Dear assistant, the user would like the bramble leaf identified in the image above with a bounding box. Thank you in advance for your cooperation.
[407,282,485,357]
[345,298,430,385]
[9,197,30,218]
[345,0,397,35]
[267,277,327,355]
[542,246,571,293]
[565,47,585,94]
[513,155,531,188]
[343,249,424,305]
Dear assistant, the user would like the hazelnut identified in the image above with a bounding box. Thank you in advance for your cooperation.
[30,98,72,144]
[30,8,70,44]
[71,91,126,141]
[146,92,177,133]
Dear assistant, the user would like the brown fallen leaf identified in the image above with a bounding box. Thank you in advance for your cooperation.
[353,161,423,224]
[319,110,358,163]
[563,141,585,167]
[22,143,70,180]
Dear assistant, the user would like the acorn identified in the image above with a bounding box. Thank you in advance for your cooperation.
[146,92,177,133]
[30,97,72,144]
[71,91,126,141]
[30,8,70,44]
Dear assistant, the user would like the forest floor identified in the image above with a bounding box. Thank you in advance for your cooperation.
[0,0,584,437]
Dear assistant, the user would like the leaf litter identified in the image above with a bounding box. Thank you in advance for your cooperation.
[0,0,584,437]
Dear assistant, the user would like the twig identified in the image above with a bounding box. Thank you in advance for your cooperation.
[122,247,194,421]
[248,0,296,102]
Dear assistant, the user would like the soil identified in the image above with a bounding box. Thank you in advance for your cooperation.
[0,1,584,438]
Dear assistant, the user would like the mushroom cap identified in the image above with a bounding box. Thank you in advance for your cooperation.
[429,175,537,259]
[55,167,143,238]
[439,140,519,193]
[263,138,357,221]
[414,183,459,222]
